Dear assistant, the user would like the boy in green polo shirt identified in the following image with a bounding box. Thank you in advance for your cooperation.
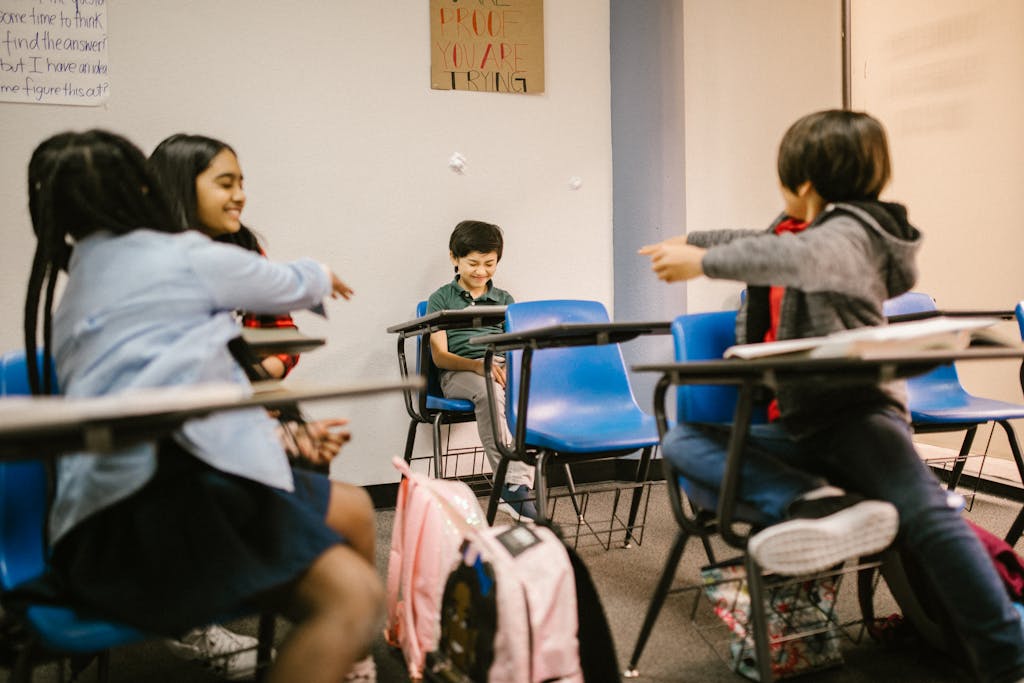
[426,220,537,519]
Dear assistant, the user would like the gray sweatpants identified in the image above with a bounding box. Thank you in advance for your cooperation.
[439,369,535,488]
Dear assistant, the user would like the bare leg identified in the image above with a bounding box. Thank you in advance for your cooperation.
[325,481,376,565]
[267,545,383,683]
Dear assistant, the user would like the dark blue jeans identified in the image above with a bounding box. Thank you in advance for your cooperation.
[662,407,1024,682]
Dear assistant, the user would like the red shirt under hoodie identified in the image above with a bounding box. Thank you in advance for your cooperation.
[764,216,809,421]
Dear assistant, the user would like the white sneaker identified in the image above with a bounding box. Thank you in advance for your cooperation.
[344,655,377,682]
[496,500,520,519]
[495,500,536,524]
[165,624,266,681]
[748,500,899,576]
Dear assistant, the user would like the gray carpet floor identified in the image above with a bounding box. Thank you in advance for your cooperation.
[9,481,1022,682]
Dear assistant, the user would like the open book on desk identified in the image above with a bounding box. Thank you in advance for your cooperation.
[724,316,1012,360]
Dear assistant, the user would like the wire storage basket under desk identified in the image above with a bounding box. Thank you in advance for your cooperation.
[415,442,659,551]
[695,557,882,681]
[544,478,657,551]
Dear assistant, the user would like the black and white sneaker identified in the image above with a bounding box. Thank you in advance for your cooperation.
[747,497,898,576]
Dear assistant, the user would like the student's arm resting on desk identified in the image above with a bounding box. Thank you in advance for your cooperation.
[425,290,508,387]
[428,330,507,387]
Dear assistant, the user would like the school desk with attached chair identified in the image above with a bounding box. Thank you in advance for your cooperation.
[0,348,418,682]
[627,331,1024,681]
[387,302,507,485]
[469,299,669,547]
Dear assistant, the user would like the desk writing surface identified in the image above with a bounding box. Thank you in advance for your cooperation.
[0,382,246,433]
[470,320,671,352]
[637,346,1024,550]
[0,378,421,460]
[240,327,325,354]
[385,306,507,335]
[635,346,1024,387]
[887,309,1015,323]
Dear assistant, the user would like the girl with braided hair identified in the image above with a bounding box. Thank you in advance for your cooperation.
[24,130,381,683]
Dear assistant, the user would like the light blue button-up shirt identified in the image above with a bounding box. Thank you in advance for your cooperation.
[49,229,332,544]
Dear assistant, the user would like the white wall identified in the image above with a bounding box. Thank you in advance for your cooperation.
[0,1,613,486]
[681,0,842,312]
[851,0,1024,457]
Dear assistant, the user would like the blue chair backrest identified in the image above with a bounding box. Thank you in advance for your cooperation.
[413,300,445,400]
[672,310,745,423]
[1016,301,1024,342]
[503,300,642,433]
[672,309,769,426]
[0,350,54,590]
[883,291,937,318]
[1016,301,1024,397]
[883,292,966,399]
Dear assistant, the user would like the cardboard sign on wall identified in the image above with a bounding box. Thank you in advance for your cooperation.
[430,0,544,94]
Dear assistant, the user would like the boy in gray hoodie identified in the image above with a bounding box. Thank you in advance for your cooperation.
[641,110,1024,683]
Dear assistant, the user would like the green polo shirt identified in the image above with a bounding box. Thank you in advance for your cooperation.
[426,277,514,360]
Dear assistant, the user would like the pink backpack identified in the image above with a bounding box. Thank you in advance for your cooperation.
[385,457,487,680]
[429,522,584,683]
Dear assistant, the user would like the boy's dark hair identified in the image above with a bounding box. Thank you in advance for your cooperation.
[449,220,504,262]
[777,110,891,203]
[148,134,261,253]
[25,129,180,394]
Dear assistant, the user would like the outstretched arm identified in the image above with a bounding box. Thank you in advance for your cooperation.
[639,240,708,283]
[188,239,351,314]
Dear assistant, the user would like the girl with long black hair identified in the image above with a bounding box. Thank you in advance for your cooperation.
[25,130,380,683]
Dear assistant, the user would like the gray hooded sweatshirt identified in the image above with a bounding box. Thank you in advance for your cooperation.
[688,200,922,436]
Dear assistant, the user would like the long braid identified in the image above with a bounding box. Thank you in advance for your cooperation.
[24,248,47,396]
[41,262,59,395]
[25,148,68,396]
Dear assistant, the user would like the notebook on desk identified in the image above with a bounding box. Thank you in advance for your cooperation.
[724,316,1010,360]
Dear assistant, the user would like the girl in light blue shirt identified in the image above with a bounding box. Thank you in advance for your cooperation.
[24,130,380,683]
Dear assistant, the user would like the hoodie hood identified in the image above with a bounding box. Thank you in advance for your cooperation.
[825,200,921,297]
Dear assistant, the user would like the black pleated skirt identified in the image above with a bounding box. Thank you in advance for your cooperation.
[48,439,342,636]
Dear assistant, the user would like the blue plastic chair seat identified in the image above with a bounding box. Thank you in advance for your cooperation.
[518,407,658,453]
[909,393,1024,424]
[26,605,146,654]
[425,395,475,412]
